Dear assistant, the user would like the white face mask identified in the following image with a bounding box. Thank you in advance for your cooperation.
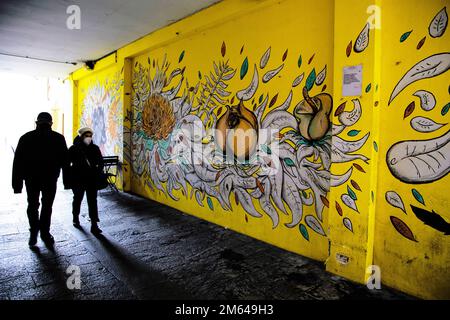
[83,137,92,145]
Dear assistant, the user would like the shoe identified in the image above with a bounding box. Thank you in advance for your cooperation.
[40,233,55,245]
[28,229,38,246]
[91,224,103,235]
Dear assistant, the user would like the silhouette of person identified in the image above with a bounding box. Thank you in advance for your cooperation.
[69,127,104,235]
[12,112,70,246]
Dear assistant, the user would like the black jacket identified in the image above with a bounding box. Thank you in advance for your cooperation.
[12,126,69,192]
[68,136,104,188]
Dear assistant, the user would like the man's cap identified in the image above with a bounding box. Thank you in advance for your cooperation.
[36,112,52,124]
[78,127,94,136]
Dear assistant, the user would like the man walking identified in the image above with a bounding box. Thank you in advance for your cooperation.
[12,112,70,246]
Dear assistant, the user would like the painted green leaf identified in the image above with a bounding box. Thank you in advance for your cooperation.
[375,84,379,92]
[284,158,295,167]
[302,190,308,198]
[261,144,272,155]
[347,130,360,137]
[305,68,316,91]
[365,83,372,93]
[373,141,378,152]
[441,103,450,116]
[207,197,214,211]
[299,223,309,241]
[400,30,413,42]
[347,186,357,201]
[178,50,185,63]
[298,54,302,68]
[412,189,425,205]
[259,94,263,104]
[240,57,249,80]
[371,191,374,203]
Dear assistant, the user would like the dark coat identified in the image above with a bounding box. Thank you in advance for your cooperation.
[12,126,69,193]
[68,136,104,188]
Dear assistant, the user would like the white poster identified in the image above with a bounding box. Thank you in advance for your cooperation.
[342,64,363,96]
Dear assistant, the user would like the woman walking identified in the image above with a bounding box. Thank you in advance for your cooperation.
[68,127,104,234]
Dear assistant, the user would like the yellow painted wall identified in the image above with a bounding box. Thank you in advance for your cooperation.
[70,0,450,299]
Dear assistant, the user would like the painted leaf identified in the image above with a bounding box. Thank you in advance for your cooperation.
[400,30,413,42]
[403,101,415,119]
[410,116,445,133]
[236,64,259,101]
[413,90,436,111]
[338,99,362,126]
[292,73,305,87]
[416,36,426,50]
[335,201,343,216]
[353,163,366,173]
[354,23,370,53]
[346,41,352,57]
[315,65,327,85]
[441,103,450,116]
[308,53,315,65]
[320,195,329,208]
[282,49,288,62]
[385,191,406,213]
[412,188,425,205]
[207,197,214,211]
[347,130,360,137]
[240,57,249,80]
[283,158,295,167]
[343,217,353,232]
[429,7,448,38]
[221,41,226,57]
[390,216,417,242]
[262,64,284,83]
[373,141,378,152]
[321,84,327,92]
[260,47,271,69]
[365,83,372,93]
[178,50,185,63]
[347,186,357,201]
[240,45,244,54]
[341,194,358,212]
[305,68,316,91]
[298,54,302,68]
[260,144,272,154]
[386,130,450,183]
[305,215,326,236]
[269,94,279,108]
[334,101,346,116]
[299,224,309,241]
[388,52,450,105]
[198,71,202,79]
[350,180,361,191]
[259,94,264,104]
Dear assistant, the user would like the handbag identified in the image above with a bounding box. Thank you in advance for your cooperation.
[96,171,109,190]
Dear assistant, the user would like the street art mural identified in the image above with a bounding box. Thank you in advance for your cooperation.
[80,71,123,158]
[130,41,369,240]
[383,6,449,239]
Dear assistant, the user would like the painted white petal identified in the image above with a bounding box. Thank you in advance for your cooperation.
[343,217,353,232]
[305,215,326,236]
[262,64,284,83]
[236,64,259,101]
[338,99,362,126]
[429,7,448,38]
[315,65,327,85]
[413,90,436,111]
[354,23,370,53]
[292,73,304,87]
[410,116,446,133]
[341,194,359,212]
[385,191,406,213]
[260,46,271,69]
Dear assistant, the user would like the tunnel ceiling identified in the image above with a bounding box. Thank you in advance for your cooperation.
[0,0,220,78]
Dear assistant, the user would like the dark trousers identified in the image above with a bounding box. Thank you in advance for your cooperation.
[72,186,99,223]
[25,179,57,234]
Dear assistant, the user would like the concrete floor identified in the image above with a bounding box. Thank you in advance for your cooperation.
[0,184,413,300]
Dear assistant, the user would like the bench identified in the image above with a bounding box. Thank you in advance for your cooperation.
[102,156,119,192]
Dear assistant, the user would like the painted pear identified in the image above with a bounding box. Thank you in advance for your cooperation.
[216,100,258,159]
[294,87,332,141]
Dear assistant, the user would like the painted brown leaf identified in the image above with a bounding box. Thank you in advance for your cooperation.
[416,36,426,50]
[320,195,330,208]
[282,49,288,62]
[395,61,402,66]
[230,96,235,104]
[403,101,415,119]
[269,94,279,108]
[189,86,194,92]
[390,216,417,242]
[321,84,327,92]
[155,152,160,166]
[346,41,352,57]
[353,163,366,173]
[221,41,226,57]
[245,215,248,223]
[335,201,343,216]
[256,179,265,193]
[217,106,223,116]
[215,172,221,181]
[350,179,362,191]
[374,101,379,107]
[308,53,315,64]
[334,101,346,116]
[153,59,155,68]
[181,66,186,75]
[240,45,244,55]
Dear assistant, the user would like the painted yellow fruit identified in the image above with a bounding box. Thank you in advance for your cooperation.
[294,87,332,141]
[216,100,258,159]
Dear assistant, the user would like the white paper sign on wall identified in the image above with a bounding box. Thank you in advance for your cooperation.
[342,64,363,96]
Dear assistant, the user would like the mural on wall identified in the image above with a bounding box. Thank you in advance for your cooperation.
[384,6,449,239]
[131,42,369,240]
[80,71,123,159]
